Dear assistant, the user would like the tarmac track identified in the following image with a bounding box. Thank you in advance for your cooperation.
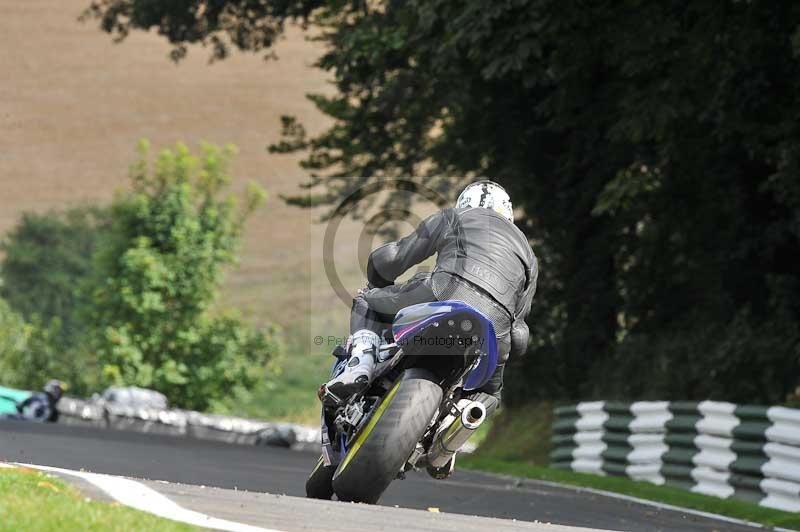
[0,420,771,531]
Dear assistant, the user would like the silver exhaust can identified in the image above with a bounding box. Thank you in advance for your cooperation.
[426,400,486,469]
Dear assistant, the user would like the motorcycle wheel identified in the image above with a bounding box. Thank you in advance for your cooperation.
[332,368,442,504]
[306,455,336,499]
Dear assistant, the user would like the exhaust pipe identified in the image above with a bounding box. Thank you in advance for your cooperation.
[426,400,486,469]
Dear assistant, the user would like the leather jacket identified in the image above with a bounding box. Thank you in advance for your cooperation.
[367,207,537,356]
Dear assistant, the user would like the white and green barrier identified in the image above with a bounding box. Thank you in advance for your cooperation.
[551,401,800,512]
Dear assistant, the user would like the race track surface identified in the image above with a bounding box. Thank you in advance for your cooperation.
[0,421,767,531]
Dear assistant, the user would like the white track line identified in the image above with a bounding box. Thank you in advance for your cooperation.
[17,463,283,532]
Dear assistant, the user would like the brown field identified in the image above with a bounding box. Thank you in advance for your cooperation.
[0,0,376,419]
[0,1,349,324]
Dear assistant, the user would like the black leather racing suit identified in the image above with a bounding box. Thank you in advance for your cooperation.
[350,207,537,403]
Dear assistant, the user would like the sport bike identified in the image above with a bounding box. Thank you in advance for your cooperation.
[306,300,498,503]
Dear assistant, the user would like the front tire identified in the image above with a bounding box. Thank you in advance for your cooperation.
[332,369,442,504]
[306,455,335,499]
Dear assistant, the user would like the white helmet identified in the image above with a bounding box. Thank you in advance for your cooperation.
[455,180,514,223]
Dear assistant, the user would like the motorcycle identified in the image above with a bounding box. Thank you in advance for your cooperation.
[306,300,498,503]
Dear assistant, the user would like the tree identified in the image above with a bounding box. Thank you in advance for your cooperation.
[85,1,800,405]
[1,206,109,347]
[85,140,276,410]
[0,297,91,394]
[0,298,30,386]
[81,0,322,61]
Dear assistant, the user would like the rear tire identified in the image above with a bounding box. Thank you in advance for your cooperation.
[306,455,335,500]
[332,369,442,504]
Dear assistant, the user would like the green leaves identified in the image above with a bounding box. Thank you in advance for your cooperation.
[84,141,276,410]
[593,165,662,217]
[268,116,309,154]
[0,299,93,395]
[81,0,324,62]
[0,299,29,377]
[0,206,109,348]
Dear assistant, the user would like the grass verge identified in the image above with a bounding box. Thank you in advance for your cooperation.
[0,467,195,532]
[464,404,800,530]
[460,457,800,530]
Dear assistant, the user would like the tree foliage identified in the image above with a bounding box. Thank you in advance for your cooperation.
[1,206,109,347]
[81,0,322,61]
[0,298,31,386]
[86,1,800,405]
[85,141,275,410]
[0,298,91,394]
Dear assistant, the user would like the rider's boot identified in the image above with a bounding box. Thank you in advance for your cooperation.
[322,329,381,403]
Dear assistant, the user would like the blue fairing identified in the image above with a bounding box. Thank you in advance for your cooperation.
[392,300,498,391]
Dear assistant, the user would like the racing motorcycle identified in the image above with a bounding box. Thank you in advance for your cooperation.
[306,300,498,504]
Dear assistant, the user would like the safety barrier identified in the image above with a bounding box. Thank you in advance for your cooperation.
[550,401,800,512]
[57,396,320,449]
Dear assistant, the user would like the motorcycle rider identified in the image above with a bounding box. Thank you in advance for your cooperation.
[323,180,537,420]
[14,380,64,423]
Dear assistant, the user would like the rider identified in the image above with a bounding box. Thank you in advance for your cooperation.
[323,180,537,417]
[15,380,64,422]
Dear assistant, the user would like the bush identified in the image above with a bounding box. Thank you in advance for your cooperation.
[0,298,28,382]
[0,206,109,347]
[0,298,93,394]
[85,140,276,410]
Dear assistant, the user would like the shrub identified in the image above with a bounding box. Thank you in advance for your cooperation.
[0,298,93,394]
[85,140,276,410]
[0,206,109,347]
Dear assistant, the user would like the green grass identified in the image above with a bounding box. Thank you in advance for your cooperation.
[474,402,554,464]
[464,404,800,530]
[467,416,494,448]
[460,457,800,530]
[0,467,195,531]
